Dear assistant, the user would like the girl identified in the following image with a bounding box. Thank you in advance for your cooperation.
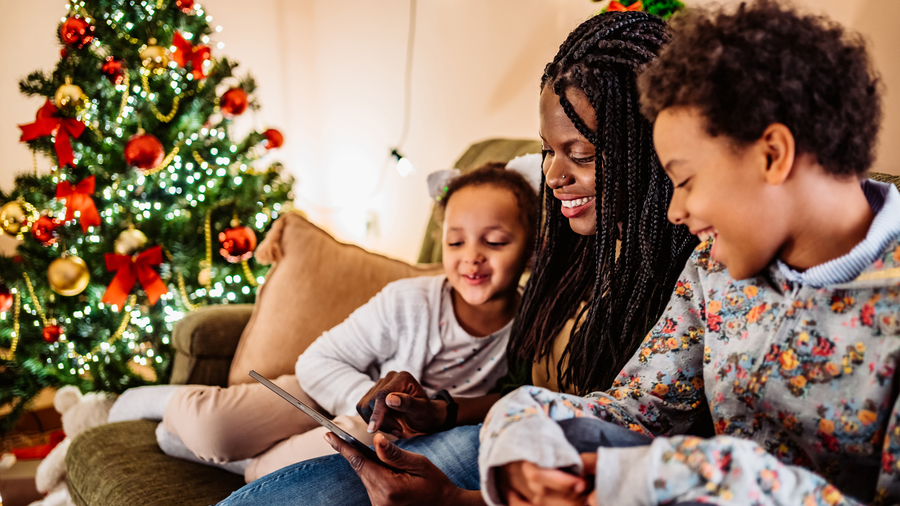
[218,10,697,506]
[113,163,538,483]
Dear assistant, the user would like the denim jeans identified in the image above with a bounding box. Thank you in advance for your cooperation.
[217,419,707,506]
[217,424,482,505]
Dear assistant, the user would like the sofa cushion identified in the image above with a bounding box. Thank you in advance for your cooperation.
[67,420,245,506]
[228,212,442,385]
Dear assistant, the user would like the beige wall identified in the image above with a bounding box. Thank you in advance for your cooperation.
[2,0,898,262]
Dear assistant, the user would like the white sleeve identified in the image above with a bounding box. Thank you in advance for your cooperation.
[295,285,400,416]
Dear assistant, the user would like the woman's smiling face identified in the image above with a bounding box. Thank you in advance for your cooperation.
[539,86,599,236]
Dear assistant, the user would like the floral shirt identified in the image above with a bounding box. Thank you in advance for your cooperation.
[479,233,900,506]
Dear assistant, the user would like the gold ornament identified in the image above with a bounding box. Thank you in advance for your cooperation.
[198,267,212,286]
[0,202,26,236]
[54,77,85,113]
[114,227,148,255]
[140,39,170,74]
[48,255,90,296]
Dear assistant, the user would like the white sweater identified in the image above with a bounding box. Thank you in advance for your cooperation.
[295,275,510,416]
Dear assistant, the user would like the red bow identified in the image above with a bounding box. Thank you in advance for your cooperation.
[102,245,169,309]
[18,101,86,167]
[608,1,643,11]
[56,175,100,233]
[171,32,212,80]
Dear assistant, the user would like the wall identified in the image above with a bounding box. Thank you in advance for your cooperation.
[2,0,898,262]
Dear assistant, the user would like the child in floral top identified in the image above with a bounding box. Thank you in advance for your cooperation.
[479,1,900,505]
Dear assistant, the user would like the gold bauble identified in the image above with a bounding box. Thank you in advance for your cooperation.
[140,40,170,74]
[198,267,212,286]
[54,77,85,112]
[0,202,26,236]
[47,255,90,296]
[114,228,148,255]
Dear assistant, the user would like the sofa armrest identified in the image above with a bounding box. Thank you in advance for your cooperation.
[169,304,254,386]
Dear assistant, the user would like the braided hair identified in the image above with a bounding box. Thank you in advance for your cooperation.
[509,11,697,394]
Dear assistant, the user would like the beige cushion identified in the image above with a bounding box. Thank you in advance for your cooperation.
[228,212,442,385]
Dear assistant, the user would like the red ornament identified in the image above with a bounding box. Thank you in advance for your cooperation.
[124,133,165,171]
[263,129,284,149]
[102,56,126,86]
[31,216,62,246]
[219,226,257,263]
[60,48,68,59]
[175,0,194,13]
[19,101,85,167]
[220,88,248,118]
[42,325,63,343]
[0,284,12,313]
[60,17,94,49]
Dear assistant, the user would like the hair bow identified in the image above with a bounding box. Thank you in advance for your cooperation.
[426,153,544,202]
[608,1,643,11]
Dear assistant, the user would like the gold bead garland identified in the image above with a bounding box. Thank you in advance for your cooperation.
[141,72,183,123]
[141,141,184,176]
[116,74,130,123]
[242,260,258,287]
[22,273,49,327]
[2,289,21,360]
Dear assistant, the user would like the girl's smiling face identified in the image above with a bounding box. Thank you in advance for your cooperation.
[539,86,599,236]
[442,184,530,308]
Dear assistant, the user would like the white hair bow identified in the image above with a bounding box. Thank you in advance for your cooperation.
[426,153,544,202]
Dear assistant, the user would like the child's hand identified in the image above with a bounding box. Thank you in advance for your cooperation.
[497,454,597,506]
[356,371,447,437]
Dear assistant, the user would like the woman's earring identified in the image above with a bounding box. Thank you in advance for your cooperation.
[561,175,566,179]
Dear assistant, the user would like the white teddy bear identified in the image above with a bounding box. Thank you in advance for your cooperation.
[29,386,115,506]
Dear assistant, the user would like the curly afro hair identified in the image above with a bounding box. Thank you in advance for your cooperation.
[637,0,882,177]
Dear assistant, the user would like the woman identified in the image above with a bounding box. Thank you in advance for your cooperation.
[218,11,695,506]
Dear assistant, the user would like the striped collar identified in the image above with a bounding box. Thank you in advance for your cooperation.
[776,179,900,287]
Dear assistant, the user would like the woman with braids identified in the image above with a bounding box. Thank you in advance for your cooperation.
[217,10,695,506]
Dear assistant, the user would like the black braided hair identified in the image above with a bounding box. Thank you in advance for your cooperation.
[509,11,698,395]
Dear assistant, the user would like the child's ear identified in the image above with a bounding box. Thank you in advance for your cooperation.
[759,123,796,186]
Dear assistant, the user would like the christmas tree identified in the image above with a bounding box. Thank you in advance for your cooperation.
[0,0,293,433]
[594,0,685,20]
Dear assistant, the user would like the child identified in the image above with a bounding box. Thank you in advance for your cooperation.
[113,162,539,483]
[478,1,900,505]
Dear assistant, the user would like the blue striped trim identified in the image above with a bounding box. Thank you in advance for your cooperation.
[777,179,900,287]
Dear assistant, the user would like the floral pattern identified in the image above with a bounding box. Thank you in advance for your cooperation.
[480,237,900,506]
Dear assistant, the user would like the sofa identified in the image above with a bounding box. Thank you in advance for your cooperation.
[65,138,542,506]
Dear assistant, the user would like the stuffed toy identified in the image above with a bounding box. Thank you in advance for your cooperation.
[30,386,115,506]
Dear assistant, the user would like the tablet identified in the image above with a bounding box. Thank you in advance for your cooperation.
[249,370,395,470]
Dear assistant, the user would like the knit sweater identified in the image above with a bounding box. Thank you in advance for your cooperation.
[479,181,900,505]
[295,274,510,417]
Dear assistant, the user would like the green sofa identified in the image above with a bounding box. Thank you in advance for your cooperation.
[65,138,541,506]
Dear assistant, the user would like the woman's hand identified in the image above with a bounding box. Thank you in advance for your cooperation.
[326,432,484,506]
[496,454,597,506]
[356,371,447,438]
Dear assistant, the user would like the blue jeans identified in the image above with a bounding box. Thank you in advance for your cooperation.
[218,419,707,506]
[217,424,482,505]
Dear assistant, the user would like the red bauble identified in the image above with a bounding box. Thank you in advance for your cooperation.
[60,48,68,59]
[42,325,63,343]
[219,226,257,263]
[60,17,94,49]
[124,133,165,170]
[175,0,194,12]
[0,284,12,313]
[31,216,62,246]
[263,129,284,150]
[102,56,126,86]
[220,88,248,118]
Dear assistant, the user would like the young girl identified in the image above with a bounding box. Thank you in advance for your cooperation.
[111,163,538,483]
